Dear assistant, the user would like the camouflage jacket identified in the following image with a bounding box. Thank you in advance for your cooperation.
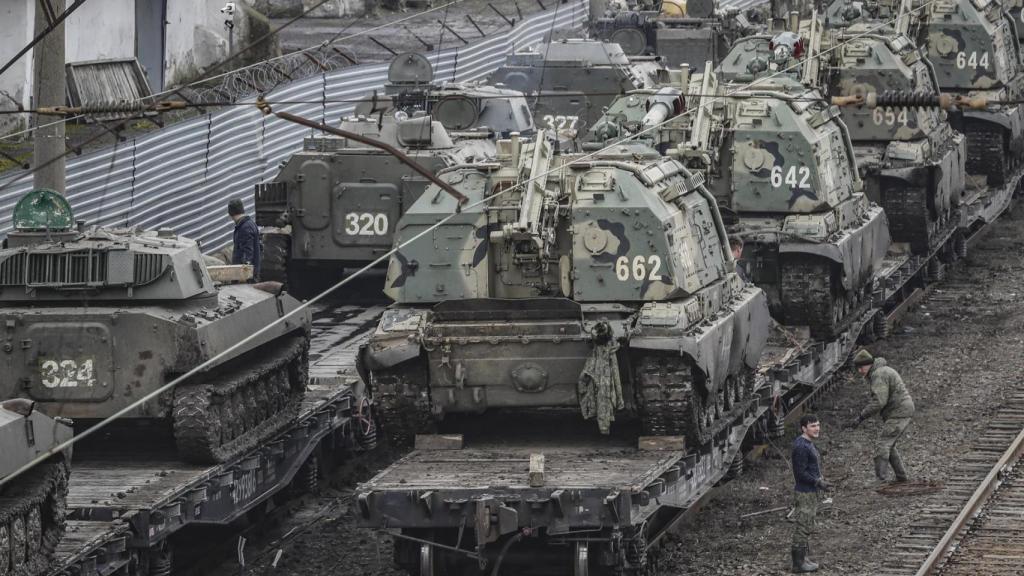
[859,358,915,421]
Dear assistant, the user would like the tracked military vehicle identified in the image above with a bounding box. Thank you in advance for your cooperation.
[785,21,966,254]
[487,39,663,137]
[587,52,891,337]
[359,135,772,446]
[913,0,1024,184]
[0,190,311,464]
[352,52,535,135]
[256,54,522,291]
[0,399,71,576]
[591,0,764,68]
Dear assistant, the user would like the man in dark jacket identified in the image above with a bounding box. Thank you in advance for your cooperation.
[791,413,828,573]
[228,199,261,281]
[852,349,914,483]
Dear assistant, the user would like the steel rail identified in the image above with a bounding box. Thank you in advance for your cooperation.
[914,425,1024,575]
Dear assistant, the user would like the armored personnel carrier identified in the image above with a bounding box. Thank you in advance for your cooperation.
[256,54,524,291]
[0,399,71,576]
[586,55,891,337]
[359,135,772,446]
[591,0,764,68]
[487,39,663,137]
[0,190,311,464]
[352,52,534,136]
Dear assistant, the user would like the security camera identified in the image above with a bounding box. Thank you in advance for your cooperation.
[220,2,236,14]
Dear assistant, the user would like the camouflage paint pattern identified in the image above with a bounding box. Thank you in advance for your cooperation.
[362,136,771,420]
[825,25,966,251]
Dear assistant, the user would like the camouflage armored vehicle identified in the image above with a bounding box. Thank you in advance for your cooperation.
[487,39,663,137]
[591,0,765,68]
[749,16,969,254]
[0,398,71,576]
[913,0,1024,184]
[0,190,312,464]
[586,57,891,337]
[821,24,966,253]
[359,135,772,446]
[352,53,535,136]
[257,54,524,291]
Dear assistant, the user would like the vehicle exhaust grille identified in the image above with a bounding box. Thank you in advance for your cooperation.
[0,253,26,286]
[27,250,108,286]
[133,253,166,285]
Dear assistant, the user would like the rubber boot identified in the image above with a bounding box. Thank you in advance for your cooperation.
[889,449,909,483]
[874,456,890,482]
[791,545,819,573]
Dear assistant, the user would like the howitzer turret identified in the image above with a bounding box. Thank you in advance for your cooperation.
[820,22,967,253]
[585,57,892,338]
[359,135,771,446]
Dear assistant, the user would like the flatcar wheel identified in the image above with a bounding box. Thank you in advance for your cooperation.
[418,543,435,576]
[573,542,590,576]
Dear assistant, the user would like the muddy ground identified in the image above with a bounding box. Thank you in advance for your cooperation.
[660,203,1024,576]
[195,203,1024,576]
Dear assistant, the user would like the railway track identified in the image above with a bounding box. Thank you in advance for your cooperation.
[876,386,1024,575]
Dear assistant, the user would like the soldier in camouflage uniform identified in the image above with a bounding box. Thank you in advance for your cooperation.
[852,349,915,483]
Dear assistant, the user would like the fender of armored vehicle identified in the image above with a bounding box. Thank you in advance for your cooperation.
[778,203,890,291]
[0,400,73,479]
[358,307,426,375]
[962,107,1021,131]
[629,283,771,389]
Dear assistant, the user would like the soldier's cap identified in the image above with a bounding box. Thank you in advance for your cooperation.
[852,349,874,367]
[227,198,245,216]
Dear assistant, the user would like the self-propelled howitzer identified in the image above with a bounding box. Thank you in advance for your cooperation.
[585,53,892,338]
[358,136,771,446]
[822,23,966,253]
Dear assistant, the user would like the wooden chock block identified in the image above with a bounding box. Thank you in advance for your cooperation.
[638,436,686,452]
[207,264,253,284]
[528,453,545,487]
[414,434,463,450]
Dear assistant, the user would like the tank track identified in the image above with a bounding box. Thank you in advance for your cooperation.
[369,362,434,448]
[173,333,309,464]
[780,258,841,339]
[635,356,756,447]
[883,186,934,254]
[260,232,290,284]
[965,123,1008,185]
[0,457,69,576]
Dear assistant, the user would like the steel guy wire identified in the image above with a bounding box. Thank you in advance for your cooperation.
[0,0,945,489]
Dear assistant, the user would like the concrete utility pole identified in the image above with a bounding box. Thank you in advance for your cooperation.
[32,0,67,194]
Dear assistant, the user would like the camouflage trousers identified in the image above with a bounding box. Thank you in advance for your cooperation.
[792,491,819,547]
[874,417,912,460]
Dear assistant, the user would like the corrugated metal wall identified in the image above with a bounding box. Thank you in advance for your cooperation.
[0,1,588,250]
